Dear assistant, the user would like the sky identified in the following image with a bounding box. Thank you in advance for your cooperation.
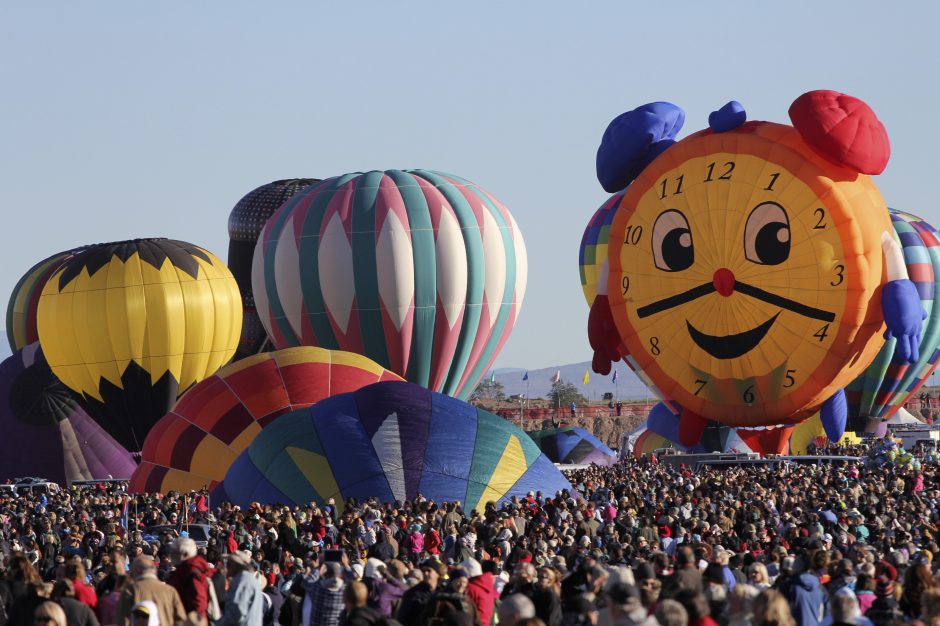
[2,2,939,370]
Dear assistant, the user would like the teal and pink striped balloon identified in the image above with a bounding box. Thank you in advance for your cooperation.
[252,170,527,400]
[846,209,940,430]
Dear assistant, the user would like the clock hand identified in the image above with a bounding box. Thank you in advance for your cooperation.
[636,282,716,319]
[734,281,835,322]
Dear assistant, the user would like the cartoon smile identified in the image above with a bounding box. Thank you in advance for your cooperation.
[686,313,780,359]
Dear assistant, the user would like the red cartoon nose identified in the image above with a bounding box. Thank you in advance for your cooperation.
[713,268,735,297]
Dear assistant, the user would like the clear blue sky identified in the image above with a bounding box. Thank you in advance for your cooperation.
[2,2,938,369]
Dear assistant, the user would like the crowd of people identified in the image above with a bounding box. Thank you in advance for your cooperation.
[1,444,939,626]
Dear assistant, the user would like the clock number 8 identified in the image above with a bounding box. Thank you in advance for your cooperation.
[649,336,661,356]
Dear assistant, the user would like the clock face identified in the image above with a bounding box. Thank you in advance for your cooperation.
[607,122,890,426]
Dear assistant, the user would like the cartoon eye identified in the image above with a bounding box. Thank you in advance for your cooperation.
[744,202,790,265]
[652,210,694,272]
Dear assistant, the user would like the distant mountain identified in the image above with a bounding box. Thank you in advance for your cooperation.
[490,361,653,401]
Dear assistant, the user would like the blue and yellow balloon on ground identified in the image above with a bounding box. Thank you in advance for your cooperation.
[218,381,573,511]
[36,239,242,451]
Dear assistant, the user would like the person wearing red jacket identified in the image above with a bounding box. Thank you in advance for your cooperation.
[64,557,98,610]
[464,558,498,626]
[424,527,442,556]
[166,537,211,618]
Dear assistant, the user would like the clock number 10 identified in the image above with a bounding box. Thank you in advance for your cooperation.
[623,225,643,245]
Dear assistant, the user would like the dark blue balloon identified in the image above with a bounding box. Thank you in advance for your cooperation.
[882,279,926,363]
[820,388,847,442]
[596,102,685,193]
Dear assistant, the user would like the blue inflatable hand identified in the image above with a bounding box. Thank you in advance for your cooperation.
[708,101,747,133]
[820,389,847,442]
[882,279,925,364]
[596,102,685,193]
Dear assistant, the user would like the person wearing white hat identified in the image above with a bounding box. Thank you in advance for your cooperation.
[217,551,265,626]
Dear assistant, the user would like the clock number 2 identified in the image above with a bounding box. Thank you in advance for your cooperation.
[658,175,684,199]
[813,208,827,229]
[830,264,845,286]
[649,336,661,356]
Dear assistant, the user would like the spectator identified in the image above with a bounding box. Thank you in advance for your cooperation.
[499,594,537,626]
[116,556,186,626]
[34,601,68,626]
[166,537,212,620]
[754,591,795,626]
[52,579,100,626]
[341,581,379,626]
[308,562,345,626]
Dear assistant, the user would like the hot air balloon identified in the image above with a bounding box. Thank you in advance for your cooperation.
[527,426,617,466]
[628,426,672,459]
[129,347,402,494]
[227,179,319,359]
[0,343,137,484]
[579,191,625,307]
[846,210,940,432]
[37,239,242,452]
[218,381,572,511]
[252,170,528,400]
[588,91,921,447]
[6,247,85,353]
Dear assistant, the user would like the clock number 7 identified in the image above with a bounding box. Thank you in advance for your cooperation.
[658,175,684,199]
[694,378,707,396]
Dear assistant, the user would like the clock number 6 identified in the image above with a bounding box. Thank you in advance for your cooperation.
[742,385,755,404]
[649,336,661,356]
[831,264,845,286]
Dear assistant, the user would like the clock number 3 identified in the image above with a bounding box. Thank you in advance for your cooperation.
[649,336,661,356]
[831,264,845,286]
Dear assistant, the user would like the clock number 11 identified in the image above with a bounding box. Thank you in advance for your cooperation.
[659,175,684,199]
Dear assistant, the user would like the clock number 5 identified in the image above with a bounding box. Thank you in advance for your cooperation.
[830,264,845,286]
[784,369,796,388]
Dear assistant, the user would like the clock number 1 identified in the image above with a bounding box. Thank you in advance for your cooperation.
[765,172,780,191]
[658,175,684,199]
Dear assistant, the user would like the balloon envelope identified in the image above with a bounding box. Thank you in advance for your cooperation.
[228,179,319,359]
[129,347,402,494]
[0,343,137,484]
[6,248,85,353]
[220,381,572,510]
[252,170,527,399]
[847,210,940,431]
[579,191,625,307]
[37,238,242,451]
[527,426,617,466]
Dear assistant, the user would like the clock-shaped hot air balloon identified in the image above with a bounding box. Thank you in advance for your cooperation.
[37,239,242,451]
[253,170,527,400]
[588,92,924,446]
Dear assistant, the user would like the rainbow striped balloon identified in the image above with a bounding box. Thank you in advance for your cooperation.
[578,191,625,306]
[846,209,940,430]
[252,170,527,400]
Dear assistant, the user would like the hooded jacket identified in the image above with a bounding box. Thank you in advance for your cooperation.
[166,555,211,617]
[467,573,498,626]
[789,573,826,626]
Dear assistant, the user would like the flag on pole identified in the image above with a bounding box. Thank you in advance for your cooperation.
[121,494,129,531]
[490,371,495,383]
[550,370,561,383]
[583,370,590,384]
[612,370,618,383]
[522,371,529,381]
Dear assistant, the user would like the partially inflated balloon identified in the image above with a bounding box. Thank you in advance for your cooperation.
[228,179,319,359]
[6,248,85,352]
[37,239,242,451]
[219,381,571,510]
[253,170,527,399]
[0,343,137,484]
[847,210,940,431]
[527,426,617,466]
[129,347,402,494]
[579,191,625,306]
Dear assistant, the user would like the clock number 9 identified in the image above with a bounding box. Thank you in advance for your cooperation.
[624,225,643,245]
[622,275,630,294]
[649,336,661,356]
[830,264,845,286]
[742,385,755,404]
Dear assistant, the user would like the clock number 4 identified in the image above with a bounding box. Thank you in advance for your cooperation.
[704,161,735,182]
[658,175,684,199]
[814,324,830,342]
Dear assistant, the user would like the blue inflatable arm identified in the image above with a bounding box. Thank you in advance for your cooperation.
[596,102,685,193]
[820,388,847,442]
[883,279,926,363]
